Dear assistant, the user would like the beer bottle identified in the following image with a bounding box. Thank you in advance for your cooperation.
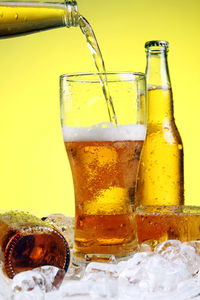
[0,211,70,278]
[136,40,184,206]
[0,0,78,38]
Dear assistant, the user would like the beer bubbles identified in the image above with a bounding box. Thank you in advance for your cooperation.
[63,122,146,260]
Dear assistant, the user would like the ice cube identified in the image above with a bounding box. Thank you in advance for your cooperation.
[119,252,190,294]
[3,239,200,300]
[117,251,153,273]
[155,240,182,258]
[184,241,200,255]
[58,262,118,299]
[138,242,154,252]
[155,240,200,275]
[64,262,86,281]
[33,266,65,291]
[11,271,45,300]
[82,262,118,298]
[12,270,45,292]
[11,265,65,300]
[84,262,119,279]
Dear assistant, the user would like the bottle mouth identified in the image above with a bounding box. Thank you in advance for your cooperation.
[145,40,169,48]
[145,40,169,53]
[4,227,70,279]
[65,0,79,27]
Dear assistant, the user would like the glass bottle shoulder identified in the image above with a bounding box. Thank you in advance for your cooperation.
[146,121,183,148]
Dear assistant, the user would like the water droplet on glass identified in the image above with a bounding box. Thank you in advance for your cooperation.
[164,127,169,131]
[15,13,18,20]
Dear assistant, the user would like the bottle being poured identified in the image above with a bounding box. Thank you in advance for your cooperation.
[0,0,117,124]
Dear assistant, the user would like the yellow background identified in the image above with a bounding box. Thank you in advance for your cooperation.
[0,0,199,217]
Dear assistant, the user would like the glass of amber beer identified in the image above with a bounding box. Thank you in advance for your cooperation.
[60,72,146,261]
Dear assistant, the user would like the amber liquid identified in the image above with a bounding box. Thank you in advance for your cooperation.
[65,140,143,258]
[136,212,200,247]
[0,211,69,278]
[0,2,67,37]
[136,88,184,206]
[5,230,68,278]
[136,214,187,246]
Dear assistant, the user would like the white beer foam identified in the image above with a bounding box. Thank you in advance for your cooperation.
[62,122,146,142]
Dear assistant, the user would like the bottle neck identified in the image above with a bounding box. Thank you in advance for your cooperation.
[146,49,174,124]
[146,49,171,89]
[65,1,79,27]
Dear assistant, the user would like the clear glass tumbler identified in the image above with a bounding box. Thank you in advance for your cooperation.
[60,72,147,262]
[136,205,200,248]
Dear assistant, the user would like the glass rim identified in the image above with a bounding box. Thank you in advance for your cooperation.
[60,71,145,83]
[136,205,200,215]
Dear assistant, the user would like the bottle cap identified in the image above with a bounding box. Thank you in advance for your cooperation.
[145,40,169,49]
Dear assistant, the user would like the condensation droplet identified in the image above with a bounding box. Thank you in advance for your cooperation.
[178,144,183,150]
[15,13,18,20]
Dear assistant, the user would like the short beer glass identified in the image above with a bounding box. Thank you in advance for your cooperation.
[60,72,147,261]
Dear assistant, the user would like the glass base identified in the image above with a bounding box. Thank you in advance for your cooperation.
[72,239,138,266]
[85,253,117,263]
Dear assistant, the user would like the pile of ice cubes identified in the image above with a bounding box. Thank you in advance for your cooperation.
[1,239,200,300]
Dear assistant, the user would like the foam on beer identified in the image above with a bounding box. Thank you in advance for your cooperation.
[62,122,146,141]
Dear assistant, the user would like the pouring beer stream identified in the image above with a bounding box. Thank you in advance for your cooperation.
[0,0,117,124]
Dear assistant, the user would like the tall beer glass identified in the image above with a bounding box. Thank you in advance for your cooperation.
[60,72,147,261]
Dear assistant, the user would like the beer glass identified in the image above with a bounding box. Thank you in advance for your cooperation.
[136,205,200,247]
[60,72,147,261]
